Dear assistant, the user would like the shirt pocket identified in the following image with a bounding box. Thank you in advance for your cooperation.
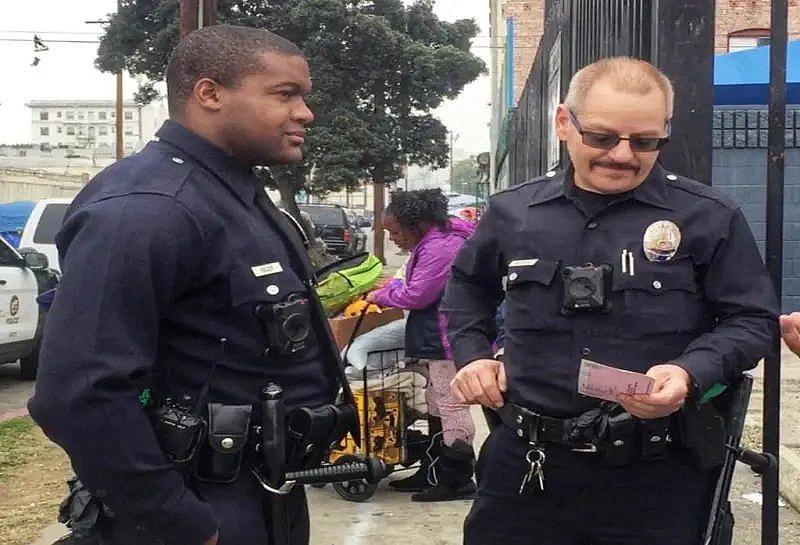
[504,259,566,331]
[611,261,704,334]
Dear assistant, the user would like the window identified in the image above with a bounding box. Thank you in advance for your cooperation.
[33,203,69,245]
[57,111,62,118]
[125,128,134,136]
[78,112,85,120]
[57,127,62,134]
[0,239,22,267]
[39,111,49,121]
[40,127,50,136]
[66,111,75,120]
[111,111,115,118]
[99,111,107,120]
[728,29,771,52]
[78,127,86,136]
[66,127,75,135]
[124,111,133,120]
[88,111,94,121]
[100,126,108,136]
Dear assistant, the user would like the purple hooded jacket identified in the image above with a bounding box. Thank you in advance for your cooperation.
[372,217,476,359]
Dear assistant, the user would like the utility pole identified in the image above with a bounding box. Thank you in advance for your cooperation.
[449,131,459,190]
[86,1,125,160]
[179,0,218,37]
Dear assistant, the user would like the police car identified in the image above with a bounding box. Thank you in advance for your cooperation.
[0,237,52,379]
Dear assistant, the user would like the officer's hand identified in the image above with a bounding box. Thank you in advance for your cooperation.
[780,313,800,356]
[450,359,507,408]
[365,291,378,304]
[617,364,691,419]
[203,531,219,545]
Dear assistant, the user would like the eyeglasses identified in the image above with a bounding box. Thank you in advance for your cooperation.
[567,110,671,152]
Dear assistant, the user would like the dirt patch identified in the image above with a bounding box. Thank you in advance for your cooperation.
[0,417,72,545]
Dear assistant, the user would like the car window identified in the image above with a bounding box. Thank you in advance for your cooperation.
[33,203,69,244]
[300,206,345,226]
[0,238,20,267]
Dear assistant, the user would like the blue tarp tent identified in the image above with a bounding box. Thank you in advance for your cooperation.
[714,40,800,105]
[0,201,35,247]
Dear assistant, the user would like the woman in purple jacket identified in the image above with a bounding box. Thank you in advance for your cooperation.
[366,189,477,502]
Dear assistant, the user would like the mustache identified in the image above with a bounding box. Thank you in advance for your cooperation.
[590,160,639,171]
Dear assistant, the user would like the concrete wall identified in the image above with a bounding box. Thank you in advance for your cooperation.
[712,148,800,311]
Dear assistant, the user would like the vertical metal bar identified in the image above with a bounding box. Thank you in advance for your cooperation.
[763,0,787,543]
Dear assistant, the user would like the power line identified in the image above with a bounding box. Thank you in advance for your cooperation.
[0,38,100,44]
[0,29,102,35]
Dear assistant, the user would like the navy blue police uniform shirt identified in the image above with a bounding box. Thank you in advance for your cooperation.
[443,165,779,418]
[28,120,337,544]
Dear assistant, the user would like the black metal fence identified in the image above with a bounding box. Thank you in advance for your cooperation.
[500,0,715,187]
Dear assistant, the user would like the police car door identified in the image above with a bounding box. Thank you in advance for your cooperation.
[0,238,38,345]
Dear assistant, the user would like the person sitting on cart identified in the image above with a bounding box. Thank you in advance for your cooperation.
[366,188,477,502]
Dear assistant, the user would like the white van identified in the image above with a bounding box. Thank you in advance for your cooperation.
[19,198,72,273]
[0,237,51,379]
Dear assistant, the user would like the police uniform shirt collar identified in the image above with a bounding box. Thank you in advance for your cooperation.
[529,164,673,211]
[155,120,258,205]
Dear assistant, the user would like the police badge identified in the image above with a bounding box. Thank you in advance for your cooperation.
[643,221,681,262]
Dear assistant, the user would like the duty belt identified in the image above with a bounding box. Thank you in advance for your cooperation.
[497,403,596,452]
[497,402,678,464]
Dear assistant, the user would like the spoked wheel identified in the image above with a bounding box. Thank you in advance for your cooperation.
[332,454,379,502]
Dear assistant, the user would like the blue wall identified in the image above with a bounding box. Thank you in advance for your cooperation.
[712,148,800,311]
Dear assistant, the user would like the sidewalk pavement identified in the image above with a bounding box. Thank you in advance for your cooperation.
[744,344,800,512]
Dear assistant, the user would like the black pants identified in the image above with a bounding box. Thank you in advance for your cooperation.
[465,425,712,545]
[99,473,309,545]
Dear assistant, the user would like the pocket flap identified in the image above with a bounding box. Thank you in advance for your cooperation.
[206,403,252,454]
[507,259,560,288]
[612,262,698,295]
[230,265,306,305]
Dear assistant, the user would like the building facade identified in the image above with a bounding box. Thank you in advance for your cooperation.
[488,1,545,189]
[715,0,800,53]
[25,99,169,155]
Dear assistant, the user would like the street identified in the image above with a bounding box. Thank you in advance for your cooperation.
[0,362,33,421]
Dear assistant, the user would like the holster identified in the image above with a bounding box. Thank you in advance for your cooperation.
[678,401,727,470]
[597,411,636,467]
[287,404,357,469]
[57,477,110,543]
[194,403,252,483]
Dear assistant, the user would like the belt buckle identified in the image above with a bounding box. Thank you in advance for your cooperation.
[569,443,598,454]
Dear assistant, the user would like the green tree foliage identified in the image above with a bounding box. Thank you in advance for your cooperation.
[96,0,485,207]
[450,156,481,196]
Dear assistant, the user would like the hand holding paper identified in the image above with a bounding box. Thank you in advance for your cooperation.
[578,359,654,402]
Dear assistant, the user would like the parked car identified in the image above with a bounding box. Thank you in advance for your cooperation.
[344,208,368,253]
[299,204,359,257]
[19,198,72,272]
[0,237,54,379]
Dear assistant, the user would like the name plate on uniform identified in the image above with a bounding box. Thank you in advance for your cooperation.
[509,259,540,267]
[251,262,284,277]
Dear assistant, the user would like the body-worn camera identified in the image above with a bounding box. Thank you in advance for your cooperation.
[561,263,612,314]
[150,397,206,465]
[256,294,316,357]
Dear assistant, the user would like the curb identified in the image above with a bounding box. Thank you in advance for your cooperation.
[780,445,800,513]
[0,407,29,423]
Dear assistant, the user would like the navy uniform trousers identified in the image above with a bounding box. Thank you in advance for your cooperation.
[464,425,711,545]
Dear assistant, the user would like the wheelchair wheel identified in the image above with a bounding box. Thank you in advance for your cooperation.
[332,454,379,502]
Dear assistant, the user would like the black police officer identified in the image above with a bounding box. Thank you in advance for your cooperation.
[442,57,779,544]
[29,25,337,545]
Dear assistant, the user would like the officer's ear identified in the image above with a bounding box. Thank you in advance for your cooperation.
[193,77,223,113]
[555,104,572,142]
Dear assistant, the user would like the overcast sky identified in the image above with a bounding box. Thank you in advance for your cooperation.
[0,0,491,154]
